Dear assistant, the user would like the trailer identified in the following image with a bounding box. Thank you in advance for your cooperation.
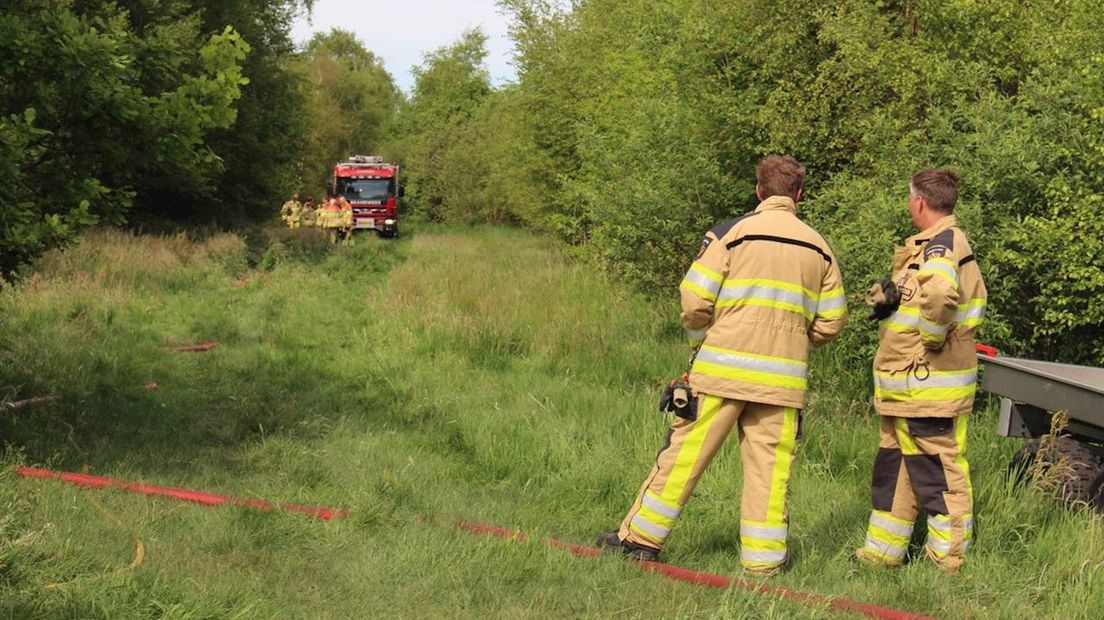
[978,351,1104,510]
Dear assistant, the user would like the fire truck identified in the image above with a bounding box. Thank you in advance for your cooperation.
[332,155,401,237]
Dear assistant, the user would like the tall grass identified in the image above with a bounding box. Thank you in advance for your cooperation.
[1,225,1101,618]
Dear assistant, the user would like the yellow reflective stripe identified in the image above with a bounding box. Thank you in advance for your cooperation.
[882,305,920,333]
[816,289,847,318]
[659,395,721,506]
[866,522,909,546]
[894,418,921,456]
[629,514,669,543]
[690,262,723,283]
[919,257,959,286]
[725,278,819,299]
[715,296,813,319]
[741,537,787,552]
[955,416,973,499]
[700,345,805,367]
[884,322,918,334]
[875,368,978,379]
[815,307,847,319]
[741,549,787,566]
[876,385,976,401]
[637,505,677,530]
[861,542,905,564]
[868,510,913,541]
[643,490,681,520]
[694,360,807,390]
[740,521,788,540]
[766,408,799,523]
[862,526,907,562]
[685,327,707,346]
[680,279,718,302]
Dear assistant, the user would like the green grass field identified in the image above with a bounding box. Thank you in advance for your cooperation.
[1,225,1102,619]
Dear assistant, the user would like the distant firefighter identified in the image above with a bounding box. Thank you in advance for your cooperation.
[316,197,344,243]
[301,197,316,228]
[281,193,303,229]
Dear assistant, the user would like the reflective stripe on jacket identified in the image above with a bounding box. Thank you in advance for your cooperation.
[681,196,848,409]
[873,215,988,417]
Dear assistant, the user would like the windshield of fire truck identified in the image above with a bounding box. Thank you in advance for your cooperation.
[339,178,393,201]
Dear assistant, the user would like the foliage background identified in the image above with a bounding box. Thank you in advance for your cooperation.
[2,0,1102,368]
[392,0,1104,367]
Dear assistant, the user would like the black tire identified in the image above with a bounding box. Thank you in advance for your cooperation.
[1008,437,1104,506]
[1091,470,1104,513]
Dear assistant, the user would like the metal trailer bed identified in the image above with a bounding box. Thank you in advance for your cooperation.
[979,355,1104,443]
[979,353,1104,510]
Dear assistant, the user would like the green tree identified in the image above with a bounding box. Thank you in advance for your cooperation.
[0,0,250,275]
[391,29,492,222]
[294,28,402,197]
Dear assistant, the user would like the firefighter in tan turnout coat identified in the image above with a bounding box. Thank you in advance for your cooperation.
[857,168,987,573]
[598,156,848,575]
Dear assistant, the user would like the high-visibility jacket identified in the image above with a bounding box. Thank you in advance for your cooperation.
[338,204,354,228]
[280,200,298,223]
[681,196,848,409]
[873,214,987,417]
[317,204,342,228]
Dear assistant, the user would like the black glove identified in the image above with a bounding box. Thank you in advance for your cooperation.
[865,278,900,321]
[659,377,697,421]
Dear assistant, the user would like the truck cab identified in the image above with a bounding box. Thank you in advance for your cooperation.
[332,155,400,237]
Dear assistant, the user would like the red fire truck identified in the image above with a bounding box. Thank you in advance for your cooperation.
[332,155,400,237]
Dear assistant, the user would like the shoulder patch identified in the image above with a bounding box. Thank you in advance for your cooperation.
[709,212,758,240]
[695,236,713,259]
[924,229,955,260]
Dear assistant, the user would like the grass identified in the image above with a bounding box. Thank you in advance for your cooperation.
[1,224,1102,619]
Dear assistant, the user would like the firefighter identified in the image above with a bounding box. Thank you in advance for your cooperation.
[597,155,848,575]
[281,193,301,228]
[318,197,343,244]
[856,168,987,573]
[301,197,316,228]
[336,195,354,244]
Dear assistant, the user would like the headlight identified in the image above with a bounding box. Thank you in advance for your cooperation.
[384,219,395,225]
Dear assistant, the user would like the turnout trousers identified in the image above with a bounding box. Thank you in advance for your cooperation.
[618,394,801,571]
[859,415,974,571]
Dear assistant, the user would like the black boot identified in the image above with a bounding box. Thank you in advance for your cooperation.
[596,531,660,562]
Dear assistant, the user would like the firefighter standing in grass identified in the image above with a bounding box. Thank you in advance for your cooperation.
[318,197,342,243]
[598,155,848,575]
[856,168,987,573]
[336,195,354,243]
[301,197,316,228]
[281,193,302,228]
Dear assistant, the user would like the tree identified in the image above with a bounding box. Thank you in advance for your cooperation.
[0,0,250,275]
[294,29,402,197]
[392,29,493,222]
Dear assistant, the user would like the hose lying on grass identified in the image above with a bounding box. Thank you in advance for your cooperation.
[457,521,936,620]
[20,467,934,619]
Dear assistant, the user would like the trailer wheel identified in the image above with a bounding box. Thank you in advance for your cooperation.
[1008,437,1103,506]
[1091,470,1104,513]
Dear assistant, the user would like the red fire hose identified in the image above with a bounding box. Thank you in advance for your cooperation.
[19,468,935,618]
[457,522,937,620]
[17,467,349,520]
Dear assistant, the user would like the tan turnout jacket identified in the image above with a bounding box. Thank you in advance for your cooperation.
[680,196,848,409]
[873,215,987,417]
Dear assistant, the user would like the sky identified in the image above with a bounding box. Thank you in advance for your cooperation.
[290,1,518,93]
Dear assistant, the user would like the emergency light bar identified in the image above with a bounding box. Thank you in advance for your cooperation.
[347,155,384,164]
